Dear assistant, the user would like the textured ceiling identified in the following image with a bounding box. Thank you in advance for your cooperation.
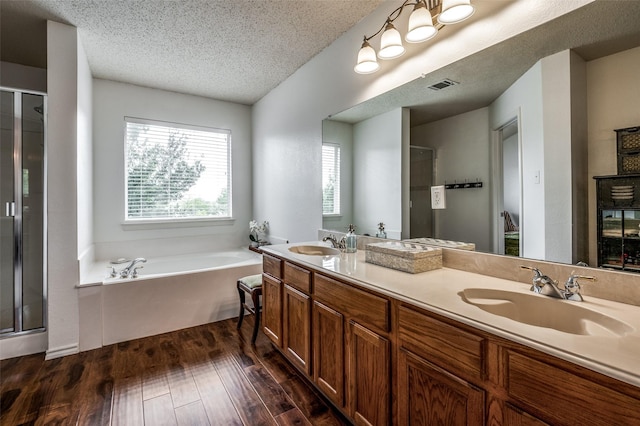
[1,0,385,104]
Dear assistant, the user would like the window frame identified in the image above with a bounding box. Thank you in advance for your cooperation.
[123,116,233,227]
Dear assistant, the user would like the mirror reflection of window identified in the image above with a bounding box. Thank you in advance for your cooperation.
[322,143,341,216]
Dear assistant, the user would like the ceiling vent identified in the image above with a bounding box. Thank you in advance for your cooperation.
[428,78,458,91]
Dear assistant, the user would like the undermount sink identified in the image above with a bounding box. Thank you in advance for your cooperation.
[460,288,634,337]
[289,245,341,256]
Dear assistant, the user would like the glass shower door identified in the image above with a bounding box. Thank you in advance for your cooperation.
[1,89,45,336]
[1,90,16,333]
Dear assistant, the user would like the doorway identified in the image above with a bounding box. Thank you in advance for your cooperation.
[1,88,46,336]
[495,119,522,257]
[409,146,434,238]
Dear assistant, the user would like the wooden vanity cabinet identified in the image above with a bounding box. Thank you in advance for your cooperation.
[282,261,312,375]
[262,252,640,425]
[314,273,391,426]
[262,254,283,347]
[313,300,345,408]
[398,304,485,426]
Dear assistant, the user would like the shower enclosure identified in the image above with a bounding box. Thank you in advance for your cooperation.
[1,88,46,337]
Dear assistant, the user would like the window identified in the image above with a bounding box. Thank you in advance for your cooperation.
[322,143,341,215]
[125,117,231,221]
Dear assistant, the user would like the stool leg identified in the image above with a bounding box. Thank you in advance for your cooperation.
[237,282,245,329]
[251,290,261,345]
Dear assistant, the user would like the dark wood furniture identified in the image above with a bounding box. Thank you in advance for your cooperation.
[262,251,640,425]
[236,274,263,344]
[594,174,640,272]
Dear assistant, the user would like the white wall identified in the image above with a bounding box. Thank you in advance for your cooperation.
[252,0,592,244]
[353,108,404,238]
[92,80,253,261]
[0,62,46,92]
[490,61,545,259]
[322,119,353,233]
[587,46,640,265]
[46,21,80,360]
[412,108,491,251]
[77,36,93,269]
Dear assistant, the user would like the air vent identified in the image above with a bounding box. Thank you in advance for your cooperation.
[428,78,459,91]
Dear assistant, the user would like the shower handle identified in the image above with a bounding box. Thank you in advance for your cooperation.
[5,201,15,217]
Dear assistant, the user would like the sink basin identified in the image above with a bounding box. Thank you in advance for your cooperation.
[288,245,341,256]
[460,288,634,337]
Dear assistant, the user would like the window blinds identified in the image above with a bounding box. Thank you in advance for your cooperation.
[322,144,341,215]
[125,117,231,220]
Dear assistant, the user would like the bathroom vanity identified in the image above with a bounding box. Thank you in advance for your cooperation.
[260,243,640,426]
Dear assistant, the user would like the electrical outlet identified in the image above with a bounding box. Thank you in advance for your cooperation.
[431,185,446,209]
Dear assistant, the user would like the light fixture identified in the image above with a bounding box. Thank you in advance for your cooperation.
[406,2,436,43]
[354,39,380,74]
[378,21,405,59]
[438,0,475,24]
[354,0,475,74]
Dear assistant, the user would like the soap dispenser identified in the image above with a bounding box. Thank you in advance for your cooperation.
[345,224,357,253]
[376,222,387,239]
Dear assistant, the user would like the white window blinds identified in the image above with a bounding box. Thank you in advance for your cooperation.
[125,117,232,220]
[322,143,341,215]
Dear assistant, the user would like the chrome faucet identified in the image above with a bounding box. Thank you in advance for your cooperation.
[120,257,147,278]
[563,273,596,301]
[520,266,595,302]
[322,234,346,250]
[520,265,564,298]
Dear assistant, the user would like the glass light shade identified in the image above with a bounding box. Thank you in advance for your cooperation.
[378,23,405,59]
[405,4,437,43]
[438,0,475,25]
[354,41,380,74]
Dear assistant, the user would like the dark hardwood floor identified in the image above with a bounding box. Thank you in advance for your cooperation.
[0,316,351,425]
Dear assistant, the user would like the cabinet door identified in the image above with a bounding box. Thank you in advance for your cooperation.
[313,301,345,408]
[348,321,390,426]
[504,404,549,426]
[262,274,282,347]
[398,348,484,426]
[283,285,311,375]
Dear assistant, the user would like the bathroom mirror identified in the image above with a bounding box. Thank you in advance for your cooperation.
[322,1,640,270]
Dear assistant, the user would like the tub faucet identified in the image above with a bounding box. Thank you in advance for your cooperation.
[120,257,147,278]
[322,234,346,250]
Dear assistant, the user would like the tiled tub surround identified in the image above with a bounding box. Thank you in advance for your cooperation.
[264,242,640,388]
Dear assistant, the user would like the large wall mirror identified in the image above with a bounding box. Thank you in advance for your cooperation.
[322,1,640,272]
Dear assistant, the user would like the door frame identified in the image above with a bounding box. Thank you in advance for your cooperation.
[491,111,523,256]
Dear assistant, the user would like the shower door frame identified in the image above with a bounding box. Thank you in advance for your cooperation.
[1,86,47,338]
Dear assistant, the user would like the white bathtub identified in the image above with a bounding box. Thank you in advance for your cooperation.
[102,249,260,283]
[79,249,263,348]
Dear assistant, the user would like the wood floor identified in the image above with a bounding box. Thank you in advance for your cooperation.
[0,316,351,425]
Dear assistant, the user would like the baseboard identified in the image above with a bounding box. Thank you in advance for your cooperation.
[45,342,79,360]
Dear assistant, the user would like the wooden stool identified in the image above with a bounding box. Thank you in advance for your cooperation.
[236,274,263,344]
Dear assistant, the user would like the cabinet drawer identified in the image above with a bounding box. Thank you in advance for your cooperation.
[263,253,282,279]
[398,305,485,382]
[284,261,311,294]
[506,350,640,425]
[314,274,389,333]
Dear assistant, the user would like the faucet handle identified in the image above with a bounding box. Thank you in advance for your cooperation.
[563,272,596,301]
[131,266,144,278]
[106,266,118,278]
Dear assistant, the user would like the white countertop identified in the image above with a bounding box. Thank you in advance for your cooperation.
[262,242,640,388]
